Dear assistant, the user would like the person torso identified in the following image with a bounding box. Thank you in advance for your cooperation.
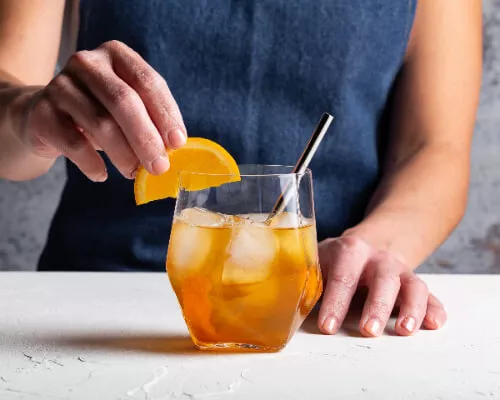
[39,0,416,271]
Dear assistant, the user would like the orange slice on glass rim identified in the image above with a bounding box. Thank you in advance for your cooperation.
[134,137,240,205]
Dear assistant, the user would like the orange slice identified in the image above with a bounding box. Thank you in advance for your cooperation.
[134,137,240,205]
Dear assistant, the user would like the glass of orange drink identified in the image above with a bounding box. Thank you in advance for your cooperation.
[166,165,323,352]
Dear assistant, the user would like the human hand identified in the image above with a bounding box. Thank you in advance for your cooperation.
[17,40,185,181]
[317,236,447,337]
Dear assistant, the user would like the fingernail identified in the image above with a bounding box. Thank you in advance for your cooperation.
[150,155,170,175]
[364,318,382,336]
[322,317,337,334]
[93,170,108,182]
[426,315,439,329]
[93,175,107,183]
[168,128,186,148]
[402,316,416,332]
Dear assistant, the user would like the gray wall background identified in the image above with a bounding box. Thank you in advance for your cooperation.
[1,2,499,272]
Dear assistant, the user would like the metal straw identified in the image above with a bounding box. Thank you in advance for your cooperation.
[266,112,334,222]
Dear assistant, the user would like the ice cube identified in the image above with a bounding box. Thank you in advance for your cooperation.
[278,224,318,275]
[221,224,278,285]
[167,220,214,276]
[236,213,268,224]
[268,212,302,229]
[179,207,227,227]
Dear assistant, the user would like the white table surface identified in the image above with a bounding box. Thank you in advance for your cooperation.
[0,273,498,400]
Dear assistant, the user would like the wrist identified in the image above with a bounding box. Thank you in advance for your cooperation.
[6,86,43,147]
[342,214,415,270]
[0,85,55,180]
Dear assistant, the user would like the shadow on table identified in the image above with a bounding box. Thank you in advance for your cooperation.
[40,332,205,356]
[40,332,279,356]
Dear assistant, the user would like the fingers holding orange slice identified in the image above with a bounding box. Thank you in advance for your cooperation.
[134,138,240,205]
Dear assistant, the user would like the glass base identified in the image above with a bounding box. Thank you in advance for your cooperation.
[195,341,284,353]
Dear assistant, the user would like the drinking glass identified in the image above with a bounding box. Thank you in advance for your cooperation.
[166,165,323,352]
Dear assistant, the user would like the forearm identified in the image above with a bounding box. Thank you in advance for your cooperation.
[345,144,469,269]
[0,0,68,179]
[346,0,481,270]
[0,78,54,181]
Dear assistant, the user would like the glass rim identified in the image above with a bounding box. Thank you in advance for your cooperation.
[178,164,312,178]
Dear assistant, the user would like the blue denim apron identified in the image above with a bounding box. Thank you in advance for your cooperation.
[39,0,417,271]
